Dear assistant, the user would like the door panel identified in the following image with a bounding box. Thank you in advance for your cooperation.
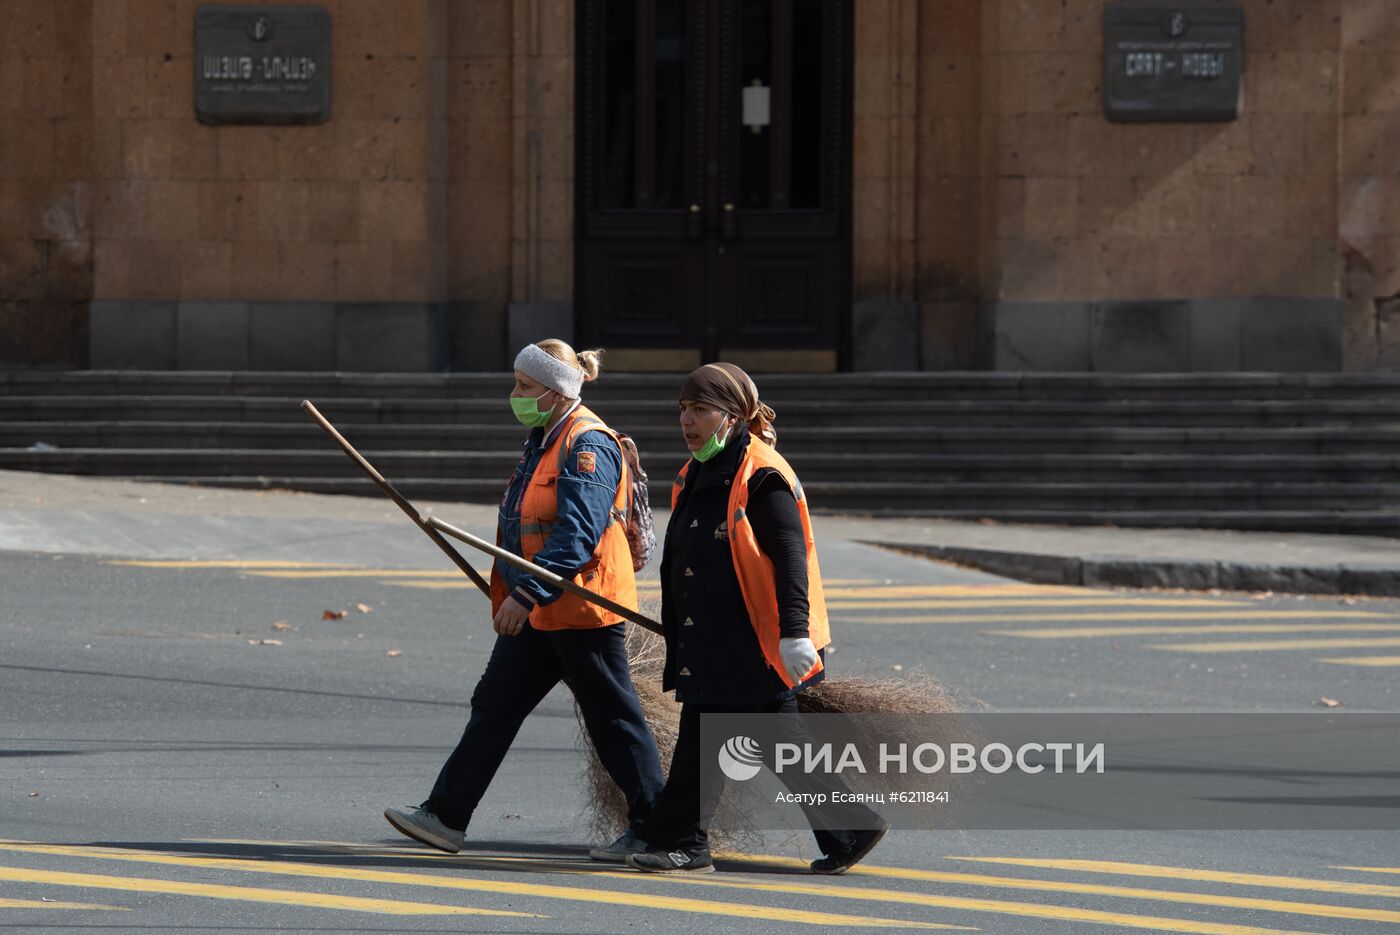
[577,0,850,365]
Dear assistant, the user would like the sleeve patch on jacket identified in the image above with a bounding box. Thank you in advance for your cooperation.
[576,451,596,473]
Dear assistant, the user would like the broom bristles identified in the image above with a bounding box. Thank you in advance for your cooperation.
[575,616,970,848]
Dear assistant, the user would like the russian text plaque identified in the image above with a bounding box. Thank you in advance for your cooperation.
[1104,2,1243,122]
[195,5,332,125]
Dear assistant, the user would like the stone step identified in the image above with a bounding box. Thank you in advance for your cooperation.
[11,370,1400,401]
[90,472,1400,520]
[7,447,1400,485]
[5,395,1400,428]
[5,421,1399,454]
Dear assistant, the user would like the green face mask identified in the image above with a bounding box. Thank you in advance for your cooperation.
[692,422,732,463]
[510,391,555,428]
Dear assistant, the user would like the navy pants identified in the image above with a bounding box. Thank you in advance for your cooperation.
[638,697,877,856]
[425,622,664,833]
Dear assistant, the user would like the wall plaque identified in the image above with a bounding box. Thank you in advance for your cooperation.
[1104,2,1243,122]
[195,5,332,125]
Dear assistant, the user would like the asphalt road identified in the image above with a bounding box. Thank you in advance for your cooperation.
[3,491,1400,933]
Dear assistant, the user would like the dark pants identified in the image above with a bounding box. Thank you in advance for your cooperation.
[424,622,664,833]
[638,697,879,856]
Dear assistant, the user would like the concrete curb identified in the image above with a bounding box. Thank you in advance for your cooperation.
[863,540,1400,598]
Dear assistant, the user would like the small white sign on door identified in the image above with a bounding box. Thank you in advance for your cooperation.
[742,81,771,132]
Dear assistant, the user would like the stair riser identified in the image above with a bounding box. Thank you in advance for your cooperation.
[8,426,1400,456]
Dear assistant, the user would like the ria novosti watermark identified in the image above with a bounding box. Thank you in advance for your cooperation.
[699,713,1400,831]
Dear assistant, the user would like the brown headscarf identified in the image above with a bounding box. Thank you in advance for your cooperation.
[679,362,778,447]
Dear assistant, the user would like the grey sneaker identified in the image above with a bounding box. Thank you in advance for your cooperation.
[626,848,715,873]
[588,829,648,863]
[384,806,464,854]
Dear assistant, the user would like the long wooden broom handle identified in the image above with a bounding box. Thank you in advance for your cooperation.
[426,516,664,635]
[300,400,492,598]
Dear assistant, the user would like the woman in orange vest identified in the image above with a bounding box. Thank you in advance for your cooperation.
[627,363,888,875]
[385,340,663,862]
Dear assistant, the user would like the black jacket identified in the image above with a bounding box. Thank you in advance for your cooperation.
[660,426,824,704]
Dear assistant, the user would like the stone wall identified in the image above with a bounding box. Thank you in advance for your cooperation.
[0,0,94,366]
[1340,0,1400,370]
[0,0,528,370]
[969,0,1344,371]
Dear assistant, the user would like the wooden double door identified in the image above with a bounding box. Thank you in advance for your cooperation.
[576,0,853,367]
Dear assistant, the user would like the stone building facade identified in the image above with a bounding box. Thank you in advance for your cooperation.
[0,0,1396,372]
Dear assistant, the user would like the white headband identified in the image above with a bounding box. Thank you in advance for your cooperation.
[514,344,584,398]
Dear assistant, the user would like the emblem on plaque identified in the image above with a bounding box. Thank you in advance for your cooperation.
[248,14,274,42]
[1164,12,1188,37]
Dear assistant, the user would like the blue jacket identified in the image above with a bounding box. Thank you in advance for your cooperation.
[497,404,624,607]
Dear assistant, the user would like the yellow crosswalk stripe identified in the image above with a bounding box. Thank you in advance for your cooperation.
[839,610,1386,626]
[377,580,480,589]
[0,842,949,929]
[871,585,1085,596]
[0,866,540,917]
[949,857,1400,899]
[1153,636,1400,653]
[245,569,478,579]
[0,896,126,910]
[992,623,1400,639]
[383,579,664,589]
[650,869,1382,932]
[111,560,353,569]
[1317,655,1400,667]
[475,852,1400,930]
[186,842,1381,932]
[822,586,1096,599]
[829,598,1243,610]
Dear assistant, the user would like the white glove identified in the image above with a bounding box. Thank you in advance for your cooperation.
[779,637,820,683]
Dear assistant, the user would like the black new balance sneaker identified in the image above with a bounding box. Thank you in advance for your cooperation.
[626,848,716,873]
[810,822,891,875]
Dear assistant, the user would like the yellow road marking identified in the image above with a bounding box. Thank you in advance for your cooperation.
[828,598,1243,610]
[828,585,1080,599]
[840,610,1385,626]
[1153,636,1400,653]
[184,842,1377,932]
[0,842,948,929]
[823,586,1100,599]
[386,579,664,592]
[0,866,539,917]
[950,858,1400,899]
[1317,655,1400,667]
[992,623,1400,639]
[111,560,351,569]
[377,580,483,590]
[673,854,1400,928]
[244,569,480,579]
[1336,866,1400,875]
[0,896,126,910]
[635,871,1361,933]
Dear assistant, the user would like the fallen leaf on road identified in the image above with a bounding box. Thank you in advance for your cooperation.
[1318,697,1343,708]
[356,602,373,614]
[386,649,402,657]
[272,621,292,631]
[29,792,39,797]
[248,639,284,647]
[323,609,347,620]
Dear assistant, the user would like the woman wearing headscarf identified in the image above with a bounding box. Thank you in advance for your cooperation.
[627,363,888,875]
[385,340,664,863]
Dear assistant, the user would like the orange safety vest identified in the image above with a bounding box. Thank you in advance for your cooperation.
[491,404,638,631]
[671,436,831,688]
